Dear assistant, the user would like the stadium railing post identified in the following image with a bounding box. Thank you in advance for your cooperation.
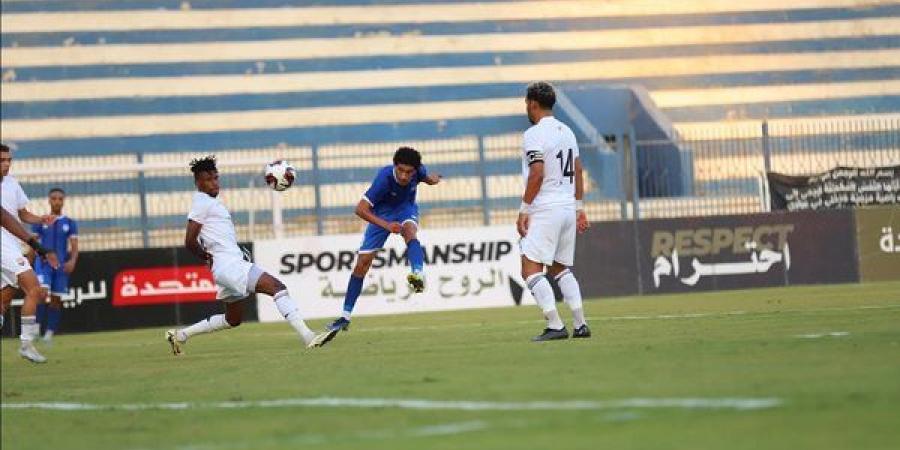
[625,127,645,294]
[762,120,772,175]
[615,134,628,220]
[626,128,641,221]
[311,144,324,235]
[137,151,150,248]
[477,135,490,226]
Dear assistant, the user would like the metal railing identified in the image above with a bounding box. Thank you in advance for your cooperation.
[9,118,899,251]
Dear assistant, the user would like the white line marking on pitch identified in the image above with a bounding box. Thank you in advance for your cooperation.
[796,331,851,339]
[0,396,782,412]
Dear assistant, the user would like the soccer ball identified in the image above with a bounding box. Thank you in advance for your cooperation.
[264,160,296,191]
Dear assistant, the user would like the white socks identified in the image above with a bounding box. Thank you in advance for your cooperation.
[20,315,38,343]
[555,269,587,328]
[174,291,313,346]
[526,273,564,330]
[274,290,315,345]
[178,314,231,342]
[526,270,589,330]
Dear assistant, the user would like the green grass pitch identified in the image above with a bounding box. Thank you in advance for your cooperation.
[3,282,899,450]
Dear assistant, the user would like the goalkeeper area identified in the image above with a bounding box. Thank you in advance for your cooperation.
[3,281,899,450]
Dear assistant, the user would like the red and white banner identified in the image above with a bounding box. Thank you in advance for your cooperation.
[112,265,217,306]
[253,225,534,321]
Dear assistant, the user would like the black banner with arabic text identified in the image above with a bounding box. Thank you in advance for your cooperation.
[768,166,899,211]
[574,210,859,297]
[2,245,257,336]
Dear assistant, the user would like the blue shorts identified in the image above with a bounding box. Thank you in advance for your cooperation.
[359,206,419,254]
[36,264,69,296]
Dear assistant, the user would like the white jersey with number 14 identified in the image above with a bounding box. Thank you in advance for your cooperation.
[521,116,579,212]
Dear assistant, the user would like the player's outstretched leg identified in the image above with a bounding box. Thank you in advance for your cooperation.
[36,299,48,337]
[401,221,425,293]
[16,272,48,363]
[551,265,590,338]
[43,295,63,343]
[254,272,320,348]
[0,287,12,330]
[523,258,567,342]
[167,303,240,355]
[325,253,375,334]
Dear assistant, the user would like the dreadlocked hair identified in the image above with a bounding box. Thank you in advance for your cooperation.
[189,155,217,177]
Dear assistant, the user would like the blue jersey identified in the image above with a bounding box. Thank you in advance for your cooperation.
[363,165,428,217]
[32,216,78,263]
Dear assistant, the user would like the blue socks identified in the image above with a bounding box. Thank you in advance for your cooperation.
[36,303,48,329]
[342,275,364,317]
[47,306,62,333]
[407,239,424,273]
[342,239,424,319]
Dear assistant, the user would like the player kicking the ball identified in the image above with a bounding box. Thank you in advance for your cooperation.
[166,156,330,355]
[319,146,441,341]
[517,82,591,341]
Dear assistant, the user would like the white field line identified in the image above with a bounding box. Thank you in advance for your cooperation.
[795,331,851,339]
[0,396,783,412]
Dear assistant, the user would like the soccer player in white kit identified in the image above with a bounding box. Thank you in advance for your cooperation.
[166,156,332,355]
[1,143,59,363]
[517,82,592,341]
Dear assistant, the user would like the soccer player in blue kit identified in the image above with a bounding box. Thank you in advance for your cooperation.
[320,147,441,341]
[33,188,79,343]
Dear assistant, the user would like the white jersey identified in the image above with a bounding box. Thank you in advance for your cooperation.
[521,116,579,211]
[1,175,29,248]
[187,192,243,262]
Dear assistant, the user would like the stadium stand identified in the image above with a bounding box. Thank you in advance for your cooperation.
[2,0,898,248]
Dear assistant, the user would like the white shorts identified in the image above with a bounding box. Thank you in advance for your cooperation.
[1,239,31,290]
[212,257,263,303]
[519,208,577,267]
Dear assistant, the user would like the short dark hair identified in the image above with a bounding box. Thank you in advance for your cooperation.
[0,143,9,153]
[526,82,556,109]
[189,155,217,178]
[49,187,65,196]
[393,146,421,169]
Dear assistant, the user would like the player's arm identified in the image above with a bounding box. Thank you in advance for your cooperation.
[64,234,79,274]
[355,200,401,233]
[1,208,58,269]
[185,220,212,265]
[423,173,442,185]
[421,164,441,186]
[517,157,544,237]
[18,208,54,226]
[574,157,590,233]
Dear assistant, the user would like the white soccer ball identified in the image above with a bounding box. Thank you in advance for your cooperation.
[264,160,296,191]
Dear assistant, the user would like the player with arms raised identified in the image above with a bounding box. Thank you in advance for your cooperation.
[166,156,331,355]
[517,82,592,341]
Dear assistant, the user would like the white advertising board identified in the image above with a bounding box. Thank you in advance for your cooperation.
[254,225,534,321]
